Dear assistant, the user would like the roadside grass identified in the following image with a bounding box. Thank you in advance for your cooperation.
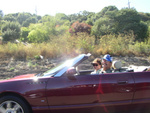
[129,41,150,56]
[94,32,135,56]
[0,32,150,60]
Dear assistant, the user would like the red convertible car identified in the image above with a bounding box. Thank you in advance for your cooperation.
[0,53,150,113]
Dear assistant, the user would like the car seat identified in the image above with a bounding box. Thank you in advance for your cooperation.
[112,60,122,72]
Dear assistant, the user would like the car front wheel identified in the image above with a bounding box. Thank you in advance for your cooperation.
[0,95,31,113]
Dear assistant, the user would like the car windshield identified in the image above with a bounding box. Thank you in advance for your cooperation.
[41,54,85,77]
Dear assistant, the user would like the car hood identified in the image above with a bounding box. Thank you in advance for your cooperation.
[0,74,36,83]
[10,74,36,80]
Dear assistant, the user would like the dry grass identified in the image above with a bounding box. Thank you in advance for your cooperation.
[0,33,149,60]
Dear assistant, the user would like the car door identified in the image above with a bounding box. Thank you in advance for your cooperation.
[131,71,150,111]
[46,74,101,110]
[96,72,135,113]
[46,72,135,113]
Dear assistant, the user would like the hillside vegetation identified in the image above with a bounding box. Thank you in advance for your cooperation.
[0,6,150,60]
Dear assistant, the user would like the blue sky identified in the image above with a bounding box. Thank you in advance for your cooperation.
[0,0,150,16]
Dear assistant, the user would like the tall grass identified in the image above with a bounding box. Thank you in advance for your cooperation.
[94,32,135,56]
[95,32,150,57]
[129,40,150,56]
[0,32,149,60]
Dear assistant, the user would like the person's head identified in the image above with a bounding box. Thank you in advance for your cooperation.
[102,54,112,71]
[91,58,102,70]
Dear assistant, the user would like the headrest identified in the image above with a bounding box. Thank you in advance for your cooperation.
[112,60,122,69]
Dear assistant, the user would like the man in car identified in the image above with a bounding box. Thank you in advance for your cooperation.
[100,54,113,73]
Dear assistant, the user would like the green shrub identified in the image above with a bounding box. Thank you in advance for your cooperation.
[95,32,135,56]
[1,22,21,42]
[129,41,150,56]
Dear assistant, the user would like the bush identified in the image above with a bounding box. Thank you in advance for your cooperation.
[129,41,150,56]
[1,22,21,42]
[28,29,49,43]
[69,21,91,35]
[20,27,30,42]
[94,32,135,56]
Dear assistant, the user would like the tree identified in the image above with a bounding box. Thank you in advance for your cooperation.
[0,10,4,33]
[91,6,118,38]
[0,10,3,18]
[115,8,140,29]
[122,22,148,41]
[55,13,69,20]
[1,22,21,42]
[55,13,70,26]
[3,15,17,22]
[69,21,91,35]
[92,17,116,42]
[68,13,80,25]
[93,6,118,22]
[28,28,49,43]
[27,23,49,43]
[68,11,94,24]
[139,12,150,22]
[39,15,54,23]
[22,17,37,27]
[86,18,94,26]
[20,27,30,42]
[99,5,118,17]
[17,13,31,25]
[28,20,57,43]
[115,8,148,40]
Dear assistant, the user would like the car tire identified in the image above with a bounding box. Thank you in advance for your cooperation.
[0,95,31,113]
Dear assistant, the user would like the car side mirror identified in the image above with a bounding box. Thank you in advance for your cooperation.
[66,67,76,80]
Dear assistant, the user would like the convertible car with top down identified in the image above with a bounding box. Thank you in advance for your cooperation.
[0,53,150,113]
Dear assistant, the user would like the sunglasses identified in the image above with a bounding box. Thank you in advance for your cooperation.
[92,64,98,66]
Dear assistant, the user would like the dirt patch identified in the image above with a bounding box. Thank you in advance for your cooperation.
[0,56,150,80]
[0,59,55,80]
[113,56,150,66]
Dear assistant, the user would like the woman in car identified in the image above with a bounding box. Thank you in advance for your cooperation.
[91,58,102,74]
